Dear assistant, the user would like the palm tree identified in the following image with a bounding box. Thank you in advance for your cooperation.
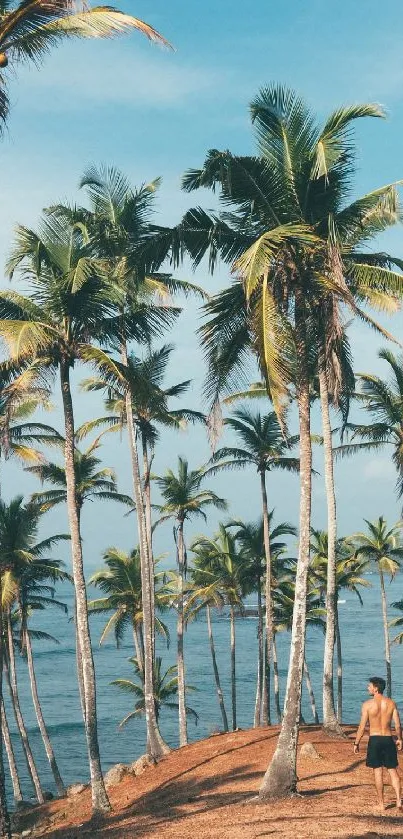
[209,408,299,725]
[0,211,138,814]
[190,525,244,731]
[26,426,133,515]
[344,349,403,508]
[173,85,403,795]
[227,516,296,726]
[88,547,170,673]
[354,517,403,697]
[0,496,69,799]
[0,3,169,131]
[188,560,228,732]
[155,458,226,745]
[310,530,370,721]
[112,656,198,728]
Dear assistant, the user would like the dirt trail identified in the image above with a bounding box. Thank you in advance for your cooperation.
[17,726,403,839]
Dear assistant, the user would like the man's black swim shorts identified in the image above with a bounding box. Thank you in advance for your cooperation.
[366,735,398,769]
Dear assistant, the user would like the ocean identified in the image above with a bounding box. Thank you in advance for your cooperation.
[4,574,402,802]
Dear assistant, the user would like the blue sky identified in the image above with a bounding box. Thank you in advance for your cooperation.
[1,0,403,569]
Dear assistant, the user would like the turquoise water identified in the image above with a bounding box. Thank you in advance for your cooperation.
[4,575,403,802]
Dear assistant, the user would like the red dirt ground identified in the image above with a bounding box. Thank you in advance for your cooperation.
[17,726,403,839]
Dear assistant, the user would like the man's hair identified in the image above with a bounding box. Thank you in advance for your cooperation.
[369,676,386,694]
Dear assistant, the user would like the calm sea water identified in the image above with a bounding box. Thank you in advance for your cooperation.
[5,574,403,802]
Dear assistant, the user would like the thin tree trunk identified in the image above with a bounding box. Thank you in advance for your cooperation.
[260,295,312,800]
[6,615,43,804]
[133,624,144,675]
[0,585,11,838]
[261,472,272,726]
[254,568,264,727]
[206,605,228,732]
[125,386,168,759]
[335,607,343,722]
[379,569,392,698]
[142,436,155,661]
[74,598,86,725]
[304,657,319,724]
[24,628,65,796]
[230,605,236,731]
[2,701,22,804]
[261,636,268,724]
[319,366,343,736]
[177,521,188,747]
[60,361,110,814]
[273,633,282,723]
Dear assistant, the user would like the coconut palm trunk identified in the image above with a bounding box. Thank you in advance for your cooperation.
[319,367,342,735]
[273,633,282,723]
[206,604,228,732]
[379,568,392,697]
[304,658,319,724]
[230,605,237,731]
[254,566,264,727]
[133,625,144,675]
[23,627,65,796]
[2,701,22,805]
[335,607,343,722]
[260,301,312,799]
[60,360,110,814]
[5,615,43,803]
[176,520,188,747]
[141,436,155,658]
[124,387,168,759]
[0,589,11,838]
[261,472,272,726]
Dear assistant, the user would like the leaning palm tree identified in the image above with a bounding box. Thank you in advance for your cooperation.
[170,85,403,796]
[88,547,170,672]
[353,517,403,697]
[112,656,198,729]
[0,2,169,132]
[154,458,226,746]
[344,350,403,509]
[208,408,299,725]
[190,525,244,732]
[0,210,143,814]
[227,516,296,726]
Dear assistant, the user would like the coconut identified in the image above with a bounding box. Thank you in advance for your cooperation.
[0,53,8,68]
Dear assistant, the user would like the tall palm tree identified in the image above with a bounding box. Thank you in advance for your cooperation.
[155,458,226,746]
[353,517,403,697]
[88,547,170,673]
[190,525,244,731]
[226,516,296,726]
[310,530,370,721]
[0,211,140,813]
[172,85,403,795]
[208,407,299,725]
[0,3,169,131]
[112,656,198,728]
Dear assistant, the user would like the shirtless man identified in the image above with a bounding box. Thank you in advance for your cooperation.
[354,676,402,811]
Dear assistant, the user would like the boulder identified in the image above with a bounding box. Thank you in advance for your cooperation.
[299,742,321,759]
[104,763,131,788]
[66,783,87,798]
[130,754,156,776]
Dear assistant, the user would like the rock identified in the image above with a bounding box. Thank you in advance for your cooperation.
[22,831,32,838]
[104,763,131,788]
[66,783,87,798]
[299,741,322,759]
[130,754,156,776]
[42,790,54,802]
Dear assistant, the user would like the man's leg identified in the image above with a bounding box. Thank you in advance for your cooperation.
[373,768,386,810]
[387,768,402,809]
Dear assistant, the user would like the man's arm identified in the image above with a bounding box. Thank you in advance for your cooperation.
[353,703,369,753]
[392,705,402,750]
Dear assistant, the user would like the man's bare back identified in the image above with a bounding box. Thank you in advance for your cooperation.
[354,677,402,812]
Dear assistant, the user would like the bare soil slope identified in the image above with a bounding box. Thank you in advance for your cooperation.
[18,726,403,839]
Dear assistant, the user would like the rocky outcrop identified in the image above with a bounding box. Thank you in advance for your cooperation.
[299,741,321,759]
[130,754,157,776]
[66,783,87,798]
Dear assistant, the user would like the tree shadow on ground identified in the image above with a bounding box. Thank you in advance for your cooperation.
[42,763,261,839]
